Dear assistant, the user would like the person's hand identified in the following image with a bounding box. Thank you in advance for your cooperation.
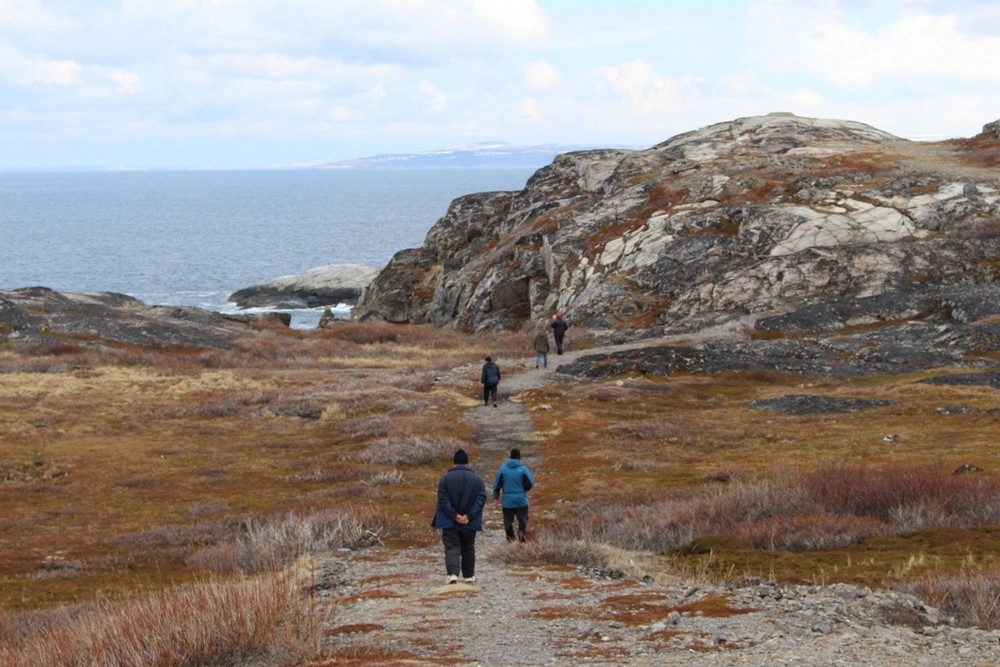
[455,514,469,525]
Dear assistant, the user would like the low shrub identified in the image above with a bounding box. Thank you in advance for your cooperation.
[802,464,1000,528]
[365,469,405,486]
[490,531,607,570]
[337,415,393,439]
[901,568,1000,630]
[268,396,326,420]
[188,508,387,575]
[0,568,330,666]
[567,465,1000,555]
[604,416,693,443]
[351,435,464,466]
[319,321,404,345]
[384,371,437,394]
[732,512,889,551]
[294,465,364,484]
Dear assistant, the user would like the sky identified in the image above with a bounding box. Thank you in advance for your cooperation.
[2,0,1000,170]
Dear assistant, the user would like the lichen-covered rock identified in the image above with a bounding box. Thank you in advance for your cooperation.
[229,264,379,309]
[353,113,1000,342]
[0,287,283,349]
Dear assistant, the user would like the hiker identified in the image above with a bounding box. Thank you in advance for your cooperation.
[431,448,487,584]
[481,355,501,407]
[492,448,535,543]
[532,327,550,369]
[551,314,569,355]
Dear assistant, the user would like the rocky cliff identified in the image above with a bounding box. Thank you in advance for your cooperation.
[353,113,1000,351]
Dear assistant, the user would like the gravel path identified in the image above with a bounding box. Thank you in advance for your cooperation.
[320,539,1000,665]
[315,343,1000,665]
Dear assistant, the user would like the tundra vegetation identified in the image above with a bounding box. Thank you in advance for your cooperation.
[1,320,1000,663]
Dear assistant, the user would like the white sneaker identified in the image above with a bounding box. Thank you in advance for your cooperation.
[448,574,458,584]
[463,576,476,584]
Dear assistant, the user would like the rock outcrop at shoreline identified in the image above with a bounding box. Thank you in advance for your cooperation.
[0,287,287,349]
[229,264,379,309]
[353,113,1000,340]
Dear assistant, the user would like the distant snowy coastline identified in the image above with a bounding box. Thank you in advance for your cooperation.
[316,142,609,170]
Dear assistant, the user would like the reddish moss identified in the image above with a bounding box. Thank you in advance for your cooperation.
[324,623,384,636]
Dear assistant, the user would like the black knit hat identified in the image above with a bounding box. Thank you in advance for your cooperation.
[453,448,469,465]
[510,448,521,459]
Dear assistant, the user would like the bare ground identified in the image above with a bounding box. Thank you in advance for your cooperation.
[314,339,1000,665]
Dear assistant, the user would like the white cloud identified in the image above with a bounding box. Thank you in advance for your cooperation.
[514,97,542,125]
[329,105,359,121]
[470,0,548,42]
[747,0,1000,86]
[0,0,70,32]
[591,59,701,115]
[419,80,447,113]
[773,88,825,111]
[3,1,1000,167]
[0,43,81,85]
[111,71,139,94]
[523,61,560,92]
[247,0,550,61]
[179,52,403,86]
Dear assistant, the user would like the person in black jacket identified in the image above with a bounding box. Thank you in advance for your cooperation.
[481,356,501,407]
[551,314,569,354]
[431,448,487,584]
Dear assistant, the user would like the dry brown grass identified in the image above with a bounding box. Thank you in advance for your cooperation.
[490,532,607,570]
[561,464,1000,555]
[900,567,1000,629]
[0,325,521,611]
[0,323,534,662]
[5,318,1000,647]
[518,369,1000,602]
[0,566,329,666]
[186,508,389,575]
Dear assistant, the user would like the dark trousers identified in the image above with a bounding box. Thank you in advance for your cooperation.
[555,336,565,354]
[442,527,477,578]
[483,384,498,405]
[502,505,529,542]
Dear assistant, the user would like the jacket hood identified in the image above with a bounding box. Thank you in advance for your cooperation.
[503,459,524,470]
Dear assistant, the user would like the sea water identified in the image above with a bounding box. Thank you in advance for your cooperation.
[0,168,534,328]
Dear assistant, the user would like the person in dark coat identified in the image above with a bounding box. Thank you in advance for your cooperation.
[432,448,487,584]
[481,355,501,407]
[492,448,535,542]
[551,314,569,354]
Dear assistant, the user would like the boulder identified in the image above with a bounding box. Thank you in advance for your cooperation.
[230,264,379,309]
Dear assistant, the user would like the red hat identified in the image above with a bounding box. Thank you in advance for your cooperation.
[555,313,562,319]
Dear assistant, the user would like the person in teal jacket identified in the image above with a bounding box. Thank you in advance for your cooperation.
[492,448,535,543]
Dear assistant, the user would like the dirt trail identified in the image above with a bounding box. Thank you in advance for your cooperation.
[319,345,689,665]
[316,334,1000,665]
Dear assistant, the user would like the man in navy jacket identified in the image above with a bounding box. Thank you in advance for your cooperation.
[551,314,569,354]
[432,448,487,583]
[481,356,501,406]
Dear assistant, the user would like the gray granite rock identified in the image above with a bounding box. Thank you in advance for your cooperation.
[229,263,379,308]
[0,286,284,350]
[354,112,1000,348]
